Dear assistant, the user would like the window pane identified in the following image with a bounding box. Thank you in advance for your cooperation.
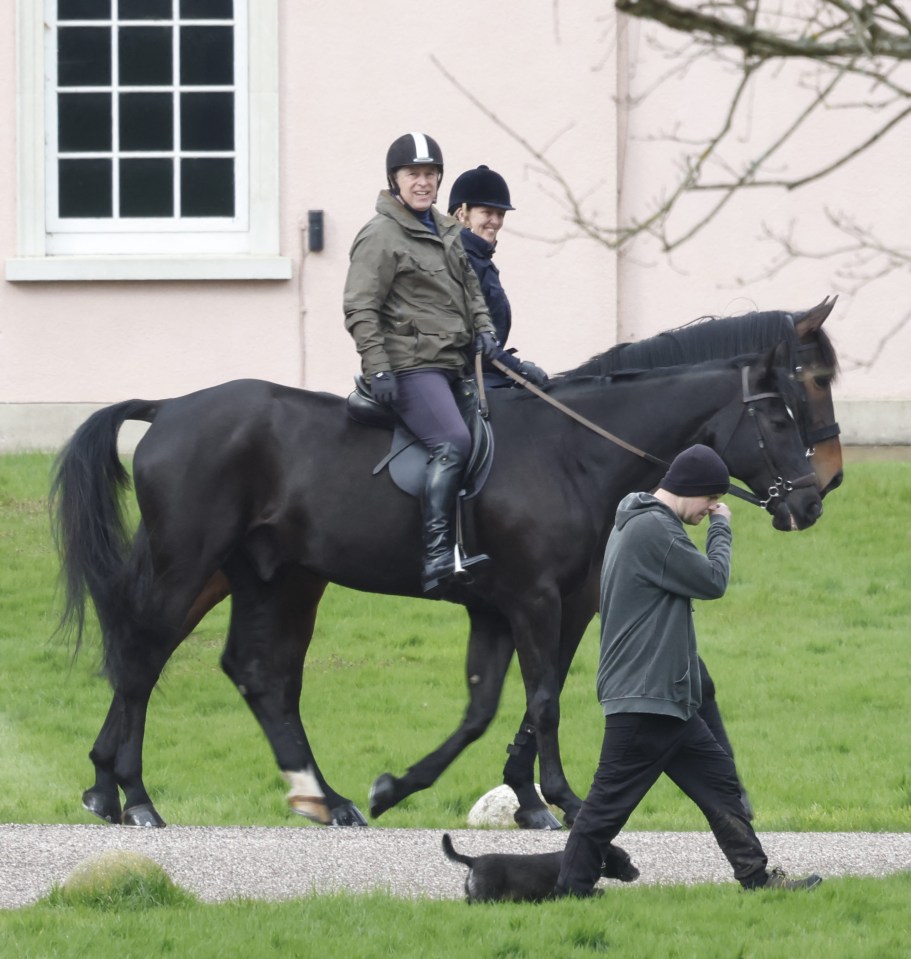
[180,26,233,85]
[58,93,112,151]
[120,93,174,150]
[120,158,174,216]
[59,159,113,217]
[180,92,233,150]
[58,0,111,20]
[119,27,173,86]
[120,0,172,19]
[180,0,233,18]
[181,158,234,216]
[58,27,111,87]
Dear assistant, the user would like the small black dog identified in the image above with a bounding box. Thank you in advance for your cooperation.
[441,833,639,903]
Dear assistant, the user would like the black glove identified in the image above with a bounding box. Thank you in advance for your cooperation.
[474,331,499,360]
[369,370,398,404]
[516,360,549,388]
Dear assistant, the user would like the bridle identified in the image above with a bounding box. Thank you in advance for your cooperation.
[714,366,817,509]
[485,356,817,510]
[795,341,841,451]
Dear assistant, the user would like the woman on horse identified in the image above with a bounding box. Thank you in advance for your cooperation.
[343,132,496,596]
[447,165,548,390]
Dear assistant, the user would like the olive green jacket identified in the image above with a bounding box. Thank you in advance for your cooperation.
[343,191,494,377]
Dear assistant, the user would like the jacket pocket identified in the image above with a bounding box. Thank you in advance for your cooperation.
[411,314,471,364]
[400,253,456,310]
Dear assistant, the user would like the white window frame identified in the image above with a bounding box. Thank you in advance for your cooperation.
[7,0,290,281]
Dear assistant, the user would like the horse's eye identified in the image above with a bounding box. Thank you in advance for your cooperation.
[813,376,830,389]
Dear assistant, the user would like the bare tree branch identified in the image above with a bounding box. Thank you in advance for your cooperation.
[435,4,911,366]
[616,0,911,60]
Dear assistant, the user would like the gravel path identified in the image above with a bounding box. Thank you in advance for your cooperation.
[1,825,908,907]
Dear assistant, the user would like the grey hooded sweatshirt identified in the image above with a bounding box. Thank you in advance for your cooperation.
[596,491,732,720]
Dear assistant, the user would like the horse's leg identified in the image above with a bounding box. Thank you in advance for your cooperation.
[220,557,366,827]
[506,585,583,827]
[697,656,753,818]
[83,614,191,827]
[368,605,516,819]
[82,697,126,823]
[182,570,231,634]
[83,505,239,827]
[502,579,597,829]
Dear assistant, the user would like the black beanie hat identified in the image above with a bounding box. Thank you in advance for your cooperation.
[660,444,729,497]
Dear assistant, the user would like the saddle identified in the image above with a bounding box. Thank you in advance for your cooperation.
[346,376,494,500]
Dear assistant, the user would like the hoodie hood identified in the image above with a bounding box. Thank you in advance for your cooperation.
[614,491,667,531]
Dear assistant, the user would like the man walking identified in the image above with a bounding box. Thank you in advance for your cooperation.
[554,445,821,896]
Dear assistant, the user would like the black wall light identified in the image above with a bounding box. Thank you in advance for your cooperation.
[308,210,324,252]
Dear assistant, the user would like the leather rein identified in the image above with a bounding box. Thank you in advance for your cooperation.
[481,356,816,510]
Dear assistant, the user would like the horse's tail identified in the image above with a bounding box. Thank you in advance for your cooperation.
[441,833,475,867]
[50,399,158,673]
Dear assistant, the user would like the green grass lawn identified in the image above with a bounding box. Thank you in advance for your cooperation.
[1,452,909,957]
[4,876,911,959]
[0,453,909,831]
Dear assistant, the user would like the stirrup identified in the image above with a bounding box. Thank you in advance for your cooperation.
[422,546,489,596]
[452,545,489,576]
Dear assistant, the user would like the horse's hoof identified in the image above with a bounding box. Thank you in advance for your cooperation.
[330,802,369,827]
[82,789,122,824]
[368,773,399,819]
[288,794,333,825]
[514,806,563,830]
[121,803,166,827]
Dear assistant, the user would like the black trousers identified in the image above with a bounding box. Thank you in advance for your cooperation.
[556,713,768,895]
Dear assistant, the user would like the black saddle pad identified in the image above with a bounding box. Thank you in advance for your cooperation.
[346,377,494,500]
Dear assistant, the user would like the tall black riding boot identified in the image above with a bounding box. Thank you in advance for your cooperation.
[421,442,489,595]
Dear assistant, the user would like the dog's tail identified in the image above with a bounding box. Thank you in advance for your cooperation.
[441,833,475,867]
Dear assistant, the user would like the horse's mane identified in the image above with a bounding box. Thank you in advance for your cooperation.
[558,310,839,381]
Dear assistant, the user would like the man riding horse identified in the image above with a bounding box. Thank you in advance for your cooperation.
[343,132,542,596]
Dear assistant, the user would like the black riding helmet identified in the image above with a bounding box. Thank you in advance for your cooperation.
[386,132,444,195]
[447,165,515,215]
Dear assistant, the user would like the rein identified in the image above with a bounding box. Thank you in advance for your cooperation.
[488,357,812,509]
[489,357,666,467]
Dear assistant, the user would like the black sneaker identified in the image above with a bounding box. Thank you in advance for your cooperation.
[760,867,823,891]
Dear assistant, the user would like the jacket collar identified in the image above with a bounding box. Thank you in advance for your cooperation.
[460,227,496,259]
[376,190,457,239]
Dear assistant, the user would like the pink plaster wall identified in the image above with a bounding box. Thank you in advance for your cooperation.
[2,2,908,420]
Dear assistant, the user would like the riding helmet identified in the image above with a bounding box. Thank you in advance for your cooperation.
[386,132,444,192]
[447,165,515,215]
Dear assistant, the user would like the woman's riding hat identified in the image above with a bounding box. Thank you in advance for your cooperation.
[447,165,515,214]
[660,444,729,497]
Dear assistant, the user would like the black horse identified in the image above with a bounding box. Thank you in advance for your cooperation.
[51,302,840,830]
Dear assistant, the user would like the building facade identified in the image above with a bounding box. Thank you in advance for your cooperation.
[3,1,908,450]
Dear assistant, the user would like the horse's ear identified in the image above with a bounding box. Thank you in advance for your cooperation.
[793,294,837,337]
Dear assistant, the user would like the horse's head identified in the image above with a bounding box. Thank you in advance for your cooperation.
[708,350,824,532]
[791,297,842,497]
